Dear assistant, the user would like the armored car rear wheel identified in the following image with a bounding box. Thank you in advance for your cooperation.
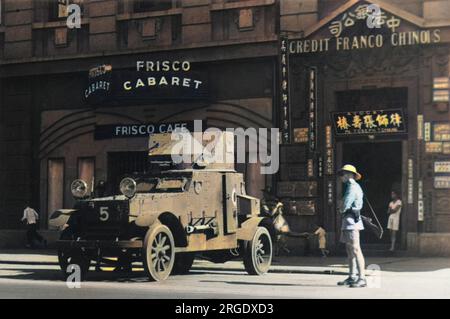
[143,224,175,281]
[243,226,273,275]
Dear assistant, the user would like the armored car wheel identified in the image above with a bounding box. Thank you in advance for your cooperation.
[58,250,90,281]
[243,226,273,275]
[143,224,175,281]
[172,252,195,275]
[57,229,90,281]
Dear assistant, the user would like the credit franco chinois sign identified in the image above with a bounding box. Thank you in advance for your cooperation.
[289,4,441,54]
[332,109,406,136]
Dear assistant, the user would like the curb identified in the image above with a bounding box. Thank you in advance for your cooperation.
[0,259,346,275]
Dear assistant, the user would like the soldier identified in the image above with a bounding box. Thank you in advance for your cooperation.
[337,165,367,288]
[21,205,47,249]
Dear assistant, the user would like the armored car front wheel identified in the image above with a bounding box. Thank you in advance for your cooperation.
[142,224,175,281]
[243,226,273,275]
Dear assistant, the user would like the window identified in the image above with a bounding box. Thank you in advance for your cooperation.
[48,0,68,21]
[48,0,84,22]
[78,157,95,195]
[134,0,172,13]
[48,159,65,222]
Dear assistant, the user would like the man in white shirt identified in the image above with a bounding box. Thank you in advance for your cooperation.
[21,206,46,248]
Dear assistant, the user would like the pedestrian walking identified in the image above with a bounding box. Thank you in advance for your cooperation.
[387,190,402,252]
[337,164,366,288]
[21,206,47,249]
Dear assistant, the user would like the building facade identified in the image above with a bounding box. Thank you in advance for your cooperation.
[1,0,450,254]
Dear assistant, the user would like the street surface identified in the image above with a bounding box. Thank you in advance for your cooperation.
[0,250,449,299]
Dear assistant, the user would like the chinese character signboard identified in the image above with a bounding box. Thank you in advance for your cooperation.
[293,128,308,143]
[433,123,450,141]
[288,4,441,55]
[279,36,291,144]
[425,142,443,153]
[433,77,449,102]
[434,162,450,173]
[332,109,406,136]
[308,67,317,150]
[434,176,450,189]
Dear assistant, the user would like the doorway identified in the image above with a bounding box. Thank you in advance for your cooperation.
[342,141,402,245]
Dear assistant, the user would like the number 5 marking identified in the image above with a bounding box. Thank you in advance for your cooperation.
[99,207,109,222]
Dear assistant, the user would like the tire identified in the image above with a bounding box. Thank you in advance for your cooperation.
[57,229,91,281]
[243,226,273,275]
[142,224,175,281]
[58,249,90,281]
[172,252,195,275]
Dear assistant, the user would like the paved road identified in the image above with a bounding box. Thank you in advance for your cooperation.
[0,252,449,298]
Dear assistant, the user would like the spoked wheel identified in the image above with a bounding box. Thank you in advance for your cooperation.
[172,252,195,275]
[243,226,273,275]
[142,224,175,281]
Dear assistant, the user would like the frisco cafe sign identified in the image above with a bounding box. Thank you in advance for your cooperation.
[332,109,407,136]
[85,61,208,105]
[94,121,196,140]
[289,3,441,54]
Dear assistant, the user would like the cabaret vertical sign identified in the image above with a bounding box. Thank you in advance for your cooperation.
[279,36,291,144]
[308,67,317,151]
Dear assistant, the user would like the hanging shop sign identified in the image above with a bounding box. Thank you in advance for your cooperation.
[332,109,406,136]
[408,159,414,179]
[85,64,113,105]
[308,67,317,151]
[443,143,450,154]
[327,180,334,205]
[407,178,414,204]
[288,4,441,55]
[417,115,423,140]
[433,123,450,141]
[425,142,443,153]
[424,122,431,141]
[433,77,450,103]
[279,36,291,144]
[325,125,334,175]
[307,159,314,178]
[418,180,424,221]
[85,61,208,105]
[434,176,450,189]
[94,121,196,140]
[434,161,450,173]
[294,128,309,143]
[277,181,318,198]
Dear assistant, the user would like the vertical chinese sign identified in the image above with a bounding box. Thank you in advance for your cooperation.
[279,36,291,144]
[308,67,317,151]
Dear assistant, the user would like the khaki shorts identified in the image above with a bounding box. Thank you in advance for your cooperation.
[340,229,360,246]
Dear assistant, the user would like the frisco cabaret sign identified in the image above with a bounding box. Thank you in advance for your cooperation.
[122,61,203,91]
[84,60,208,105]
[289,4,441,54]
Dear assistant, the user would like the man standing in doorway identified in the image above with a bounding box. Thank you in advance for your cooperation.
[337,165,367,288]
[21,205,47,249]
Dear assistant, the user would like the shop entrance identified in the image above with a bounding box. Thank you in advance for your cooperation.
[107,151,148,194]
[342,141,402,245]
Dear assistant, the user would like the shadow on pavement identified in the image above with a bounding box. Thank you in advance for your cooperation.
[199,280,337,288]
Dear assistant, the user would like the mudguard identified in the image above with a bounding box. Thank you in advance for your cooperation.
[135,212,160,227]
[48,209,78,230]
[237,217,274,241]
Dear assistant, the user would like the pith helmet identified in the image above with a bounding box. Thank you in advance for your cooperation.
[338,164,362,181]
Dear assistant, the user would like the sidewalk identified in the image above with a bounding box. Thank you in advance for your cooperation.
[1,249,447,275]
